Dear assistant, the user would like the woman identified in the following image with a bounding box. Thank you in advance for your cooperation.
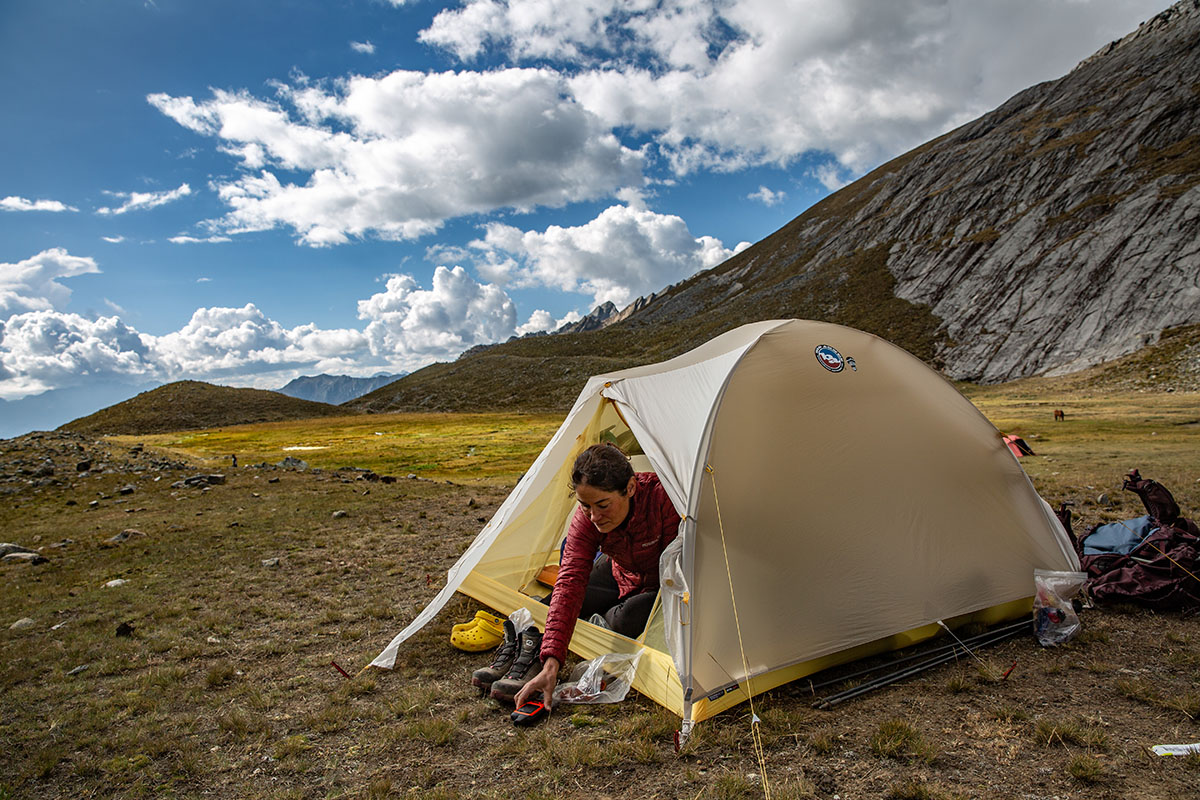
[514,442,681,710]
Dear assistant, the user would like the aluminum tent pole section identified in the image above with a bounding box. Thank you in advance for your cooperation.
[676,514,698,743]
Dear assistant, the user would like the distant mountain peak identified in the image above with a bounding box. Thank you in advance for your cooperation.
[278,373,405,405]
[556,302,619,334]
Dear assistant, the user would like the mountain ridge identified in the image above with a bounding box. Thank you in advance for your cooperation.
[350,0,1199,414]
[277,373,406,405]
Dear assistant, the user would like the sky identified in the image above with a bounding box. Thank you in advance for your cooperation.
[0,0,1168,434]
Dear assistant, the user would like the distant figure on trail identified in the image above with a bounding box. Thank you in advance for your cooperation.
[231,453,238,468]
[1054,409,1065,422]
[512,443,680,711]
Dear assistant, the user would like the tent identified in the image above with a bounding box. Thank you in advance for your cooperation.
[1003,434,1036,458]
[370,319,1079,733]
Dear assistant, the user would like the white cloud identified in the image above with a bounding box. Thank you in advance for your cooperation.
[350,40,376,54]
[468,204,748,307]
[357,266,517,359]
[516,308,583,336]
[169,234,232,244]
[101,235,126,243]
[196,277,212,283]
[0,248,531,400]
[423,0,1163,175]
[810,161,852,191]
[748,185,785,206]
[1,196,78,213]
[147,304,362,377]
[0,311,155,400]
[97,183,192,215]
[0,249,100,317]
[148,70,643,246]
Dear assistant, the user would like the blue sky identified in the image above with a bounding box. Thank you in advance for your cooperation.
[0,0,1166,434]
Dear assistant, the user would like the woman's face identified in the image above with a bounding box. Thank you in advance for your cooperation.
[575,478,636,533]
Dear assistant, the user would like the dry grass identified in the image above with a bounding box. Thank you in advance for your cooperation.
[3,388,1199,799]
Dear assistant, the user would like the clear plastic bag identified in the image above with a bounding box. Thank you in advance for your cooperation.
[552,650,642,705]
[1033,569,1087,646]
[509,607,533,633]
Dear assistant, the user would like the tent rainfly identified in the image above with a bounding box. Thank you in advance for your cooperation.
[370,319,1079,735]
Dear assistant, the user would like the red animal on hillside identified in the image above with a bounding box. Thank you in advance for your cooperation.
[1054,409,1066,422]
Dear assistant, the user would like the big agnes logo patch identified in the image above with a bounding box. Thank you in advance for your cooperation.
[814,344,845,373]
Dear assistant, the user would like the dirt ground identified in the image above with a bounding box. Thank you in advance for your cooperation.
[2,431,1199,799]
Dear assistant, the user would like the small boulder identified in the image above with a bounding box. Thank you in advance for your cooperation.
[9,618,35,630]
[3,552,48,565]
[0,543,36,558]
[262,557,280,568]
[104,529,145,546]
[103,579,128,588]
[332,510,349,519]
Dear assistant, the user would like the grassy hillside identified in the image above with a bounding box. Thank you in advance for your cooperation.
[349,242,948,415]
[353,316,1199,417]
[59,380,356,436]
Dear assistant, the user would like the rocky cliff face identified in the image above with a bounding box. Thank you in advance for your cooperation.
[625,0,1200,382]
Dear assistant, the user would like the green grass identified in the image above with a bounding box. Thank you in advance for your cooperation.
[1032,717,1108,749]
[1068,754,1107,783]
[115,411,561,483]
[869,719,937,763]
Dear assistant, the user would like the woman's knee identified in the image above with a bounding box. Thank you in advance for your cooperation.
[604,591,656,638]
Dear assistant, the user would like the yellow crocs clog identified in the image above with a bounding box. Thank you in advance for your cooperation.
[450,611,506,651]
[452,610,505,634]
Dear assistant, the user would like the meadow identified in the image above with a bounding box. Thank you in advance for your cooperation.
[2,387,1198,799]
[127,411,563,483]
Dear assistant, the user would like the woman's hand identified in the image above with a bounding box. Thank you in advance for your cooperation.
[514,656,560,710]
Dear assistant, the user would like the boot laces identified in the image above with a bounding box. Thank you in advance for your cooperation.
[489,636,518,669]
[506,633,540,678]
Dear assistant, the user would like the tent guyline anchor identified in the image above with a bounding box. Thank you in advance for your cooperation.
[812,622,1028,710]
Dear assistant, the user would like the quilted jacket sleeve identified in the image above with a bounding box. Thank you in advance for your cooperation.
[540,507,601,664]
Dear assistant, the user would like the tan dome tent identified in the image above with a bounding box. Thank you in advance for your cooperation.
[370,320,1079,734]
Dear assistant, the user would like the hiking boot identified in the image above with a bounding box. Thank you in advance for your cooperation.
[471,619,518,694]
[489,626,543,704]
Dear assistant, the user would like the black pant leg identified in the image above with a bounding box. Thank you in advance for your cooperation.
[603,591,656,638]
[578,554,620,619]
